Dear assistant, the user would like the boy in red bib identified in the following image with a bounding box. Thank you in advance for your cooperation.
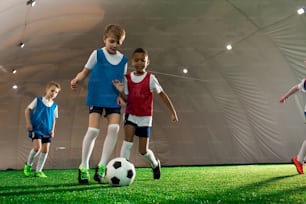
[113,48,178,179]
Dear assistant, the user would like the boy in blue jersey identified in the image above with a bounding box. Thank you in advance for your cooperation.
[23,81,61,178]
[71,24,128,184]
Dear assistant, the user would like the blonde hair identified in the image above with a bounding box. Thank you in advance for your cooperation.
[104,24,126,44]
[46,81,61,90]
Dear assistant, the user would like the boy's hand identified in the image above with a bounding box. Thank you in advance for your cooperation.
[112,80,124,93]
[117,96,127,107]
[70,79,78,89]
[171,114,178,123]
[26,124,33,132]
[279,96,287,103]
[50,131,55,138]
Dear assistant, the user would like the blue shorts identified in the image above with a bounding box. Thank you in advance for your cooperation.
[124,114,151,138]
[28,132,51,143]
[89,106,121,117]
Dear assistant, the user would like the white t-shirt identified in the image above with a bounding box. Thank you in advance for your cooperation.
[85,47,128,73]
[123,72,163,127]
[297,78,306,112]
[298,78,306,92]
[28,97,58,118]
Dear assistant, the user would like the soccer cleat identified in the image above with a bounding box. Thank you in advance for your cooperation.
[23,164,32,177]
[35,171,47,178]
[292,156,304,174]
[78,168,90,184]
[94,165,106,184]
[152,160,161,179]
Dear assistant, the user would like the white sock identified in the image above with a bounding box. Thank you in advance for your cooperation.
[36,152,48,172]
[27,149,40,166]
[143,149,158,168]
[81,127,100,169]
[297,140,306,163]
[120,140,134,160]
[98,124,120,166]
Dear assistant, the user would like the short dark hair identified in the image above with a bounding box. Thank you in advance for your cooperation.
[132,48,148,57]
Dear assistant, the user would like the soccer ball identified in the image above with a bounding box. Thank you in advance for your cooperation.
[106,157,136,187]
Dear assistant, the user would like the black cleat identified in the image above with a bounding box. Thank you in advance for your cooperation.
[78,168,89,184]
[153,160,161,179]
[94,165,106,184]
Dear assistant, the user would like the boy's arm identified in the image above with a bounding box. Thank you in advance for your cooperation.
[71,67,90,89]
[113,80,128,101]
[158,91,178,122]
[280,85,299,103]
[24,107,32,131]
[50,118,56,138]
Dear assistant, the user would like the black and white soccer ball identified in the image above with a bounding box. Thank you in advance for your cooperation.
[106,157,136,187]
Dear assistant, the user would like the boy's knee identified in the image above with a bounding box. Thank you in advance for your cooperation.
[139,150,147,155]
[108,124,120,134]
[33,147,41,153]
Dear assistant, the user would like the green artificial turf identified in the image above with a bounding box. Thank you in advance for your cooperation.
[1,164,306,203]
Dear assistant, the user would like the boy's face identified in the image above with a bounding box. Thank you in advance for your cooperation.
[104,34,123,55]
[45,85,60,100]
[131,52,149,74]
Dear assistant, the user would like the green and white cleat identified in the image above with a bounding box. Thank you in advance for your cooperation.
[35,171,47,178]
[78,168,90,184]
[94,165,106,184]
[23,164,32,177]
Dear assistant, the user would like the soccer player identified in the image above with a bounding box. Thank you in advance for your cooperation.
[71,24,128,184]
[280,67,306,174]
[113,48,178,179]
[24,81,61,178]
